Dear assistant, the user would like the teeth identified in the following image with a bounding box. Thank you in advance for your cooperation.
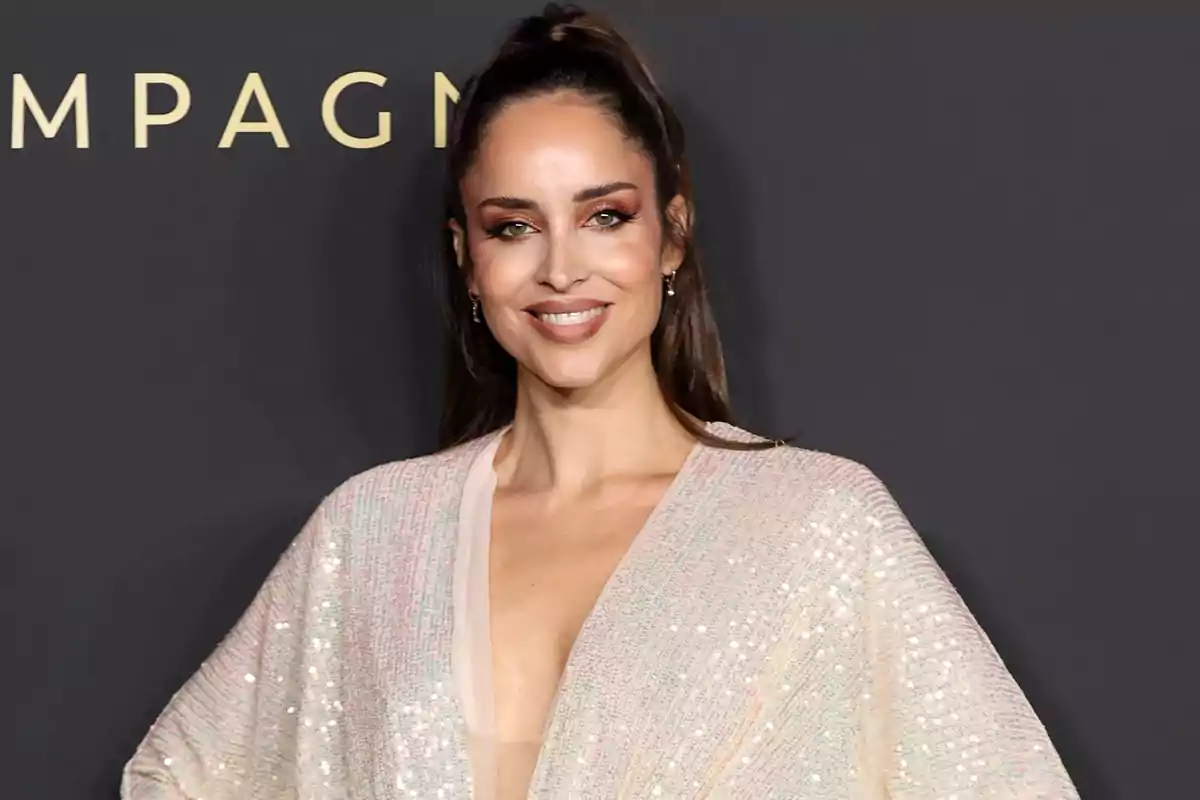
[537,307,604,326]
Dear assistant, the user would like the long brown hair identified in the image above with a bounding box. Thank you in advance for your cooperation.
[437,3,780,452]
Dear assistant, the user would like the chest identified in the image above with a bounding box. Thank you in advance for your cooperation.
[461,470,868,798]
[485,479,670,743]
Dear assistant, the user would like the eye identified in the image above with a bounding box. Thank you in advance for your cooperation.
[588,208,634,229]
[485,220,536,240]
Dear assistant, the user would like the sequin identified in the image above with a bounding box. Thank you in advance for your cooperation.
[120,422,1078,799]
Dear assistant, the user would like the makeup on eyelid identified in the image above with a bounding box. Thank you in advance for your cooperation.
[481,205,639,241]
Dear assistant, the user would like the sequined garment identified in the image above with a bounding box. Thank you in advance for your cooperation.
[122,422,1079,799]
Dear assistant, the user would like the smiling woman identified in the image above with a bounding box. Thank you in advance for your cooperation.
[121,5,1081,800]
[446,88,691,406]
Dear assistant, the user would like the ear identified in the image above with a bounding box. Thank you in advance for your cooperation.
[661,193,690,276]
[447,218,478,294]
[447,218,465,269]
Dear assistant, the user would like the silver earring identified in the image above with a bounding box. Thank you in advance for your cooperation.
[665,270,677,297]
[470,294,481,323]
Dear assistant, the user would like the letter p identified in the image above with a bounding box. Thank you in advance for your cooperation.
[134,73,191,148]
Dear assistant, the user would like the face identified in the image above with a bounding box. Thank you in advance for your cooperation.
[449,90,686,392]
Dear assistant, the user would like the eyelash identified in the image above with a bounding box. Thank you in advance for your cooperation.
[484,208,637,240]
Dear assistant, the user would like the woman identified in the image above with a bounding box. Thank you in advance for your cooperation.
[123,5,1079,799]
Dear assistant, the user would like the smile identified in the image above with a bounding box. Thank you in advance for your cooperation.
[523,302,612,344]
[533,307,606,326]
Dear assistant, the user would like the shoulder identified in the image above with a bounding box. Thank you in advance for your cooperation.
[707,422,885,491]
[308,432,497,529]
[708,422,923,569]
[704,421,901,520]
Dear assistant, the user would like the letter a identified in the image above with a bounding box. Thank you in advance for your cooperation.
[218,72,289,148]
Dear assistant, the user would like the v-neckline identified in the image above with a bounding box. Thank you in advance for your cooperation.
[462,422,714,798]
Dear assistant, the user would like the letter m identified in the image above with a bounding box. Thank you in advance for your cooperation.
[12,74,89,148]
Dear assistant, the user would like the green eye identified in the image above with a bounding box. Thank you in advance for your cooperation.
[591,209,632,228]
[487,221,533,239]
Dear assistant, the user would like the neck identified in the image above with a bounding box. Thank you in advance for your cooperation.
[494,347,698,494]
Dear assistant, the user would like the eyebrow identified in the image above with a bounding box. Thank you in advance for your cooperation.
[477,181,639,212]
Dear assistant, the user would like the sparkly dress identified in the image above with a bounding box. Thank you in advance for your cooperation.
[122,423,1080,799]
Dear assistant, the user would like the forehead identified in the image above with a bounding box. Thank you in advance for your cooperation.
[464,91,654,195]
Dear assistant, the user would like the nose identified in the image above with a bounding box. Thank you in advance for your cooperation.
[536,229,586,292]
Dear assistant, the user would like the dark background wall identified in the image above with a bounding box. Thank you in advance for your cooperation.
[2,5,1196,798]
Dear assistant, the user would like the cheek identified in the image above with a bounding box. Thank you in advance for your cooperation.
[598,234,665,288]
[469,242,535,300]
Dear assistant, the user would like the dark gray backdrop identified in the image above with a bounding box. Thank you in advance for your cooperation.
[2,5,1196,798]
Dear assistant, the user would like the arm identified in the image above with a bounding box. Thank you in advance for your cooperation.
[121,497,342,800]
[855,466,1079,800]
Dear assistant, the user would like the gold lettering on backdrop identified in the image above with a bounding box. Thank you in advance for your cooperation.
[322,71,391,149]
[218,72,289,149]
[134,73,191,148]
[434,71,459,149]
[9,72,459,149]
[11,73,89,149]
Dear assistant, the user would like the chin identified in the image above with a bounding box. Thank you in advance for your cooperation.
[527,351,612,391]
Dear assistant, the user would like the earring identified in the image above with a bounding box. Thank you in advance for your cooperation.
[665,270,677,297]
[470,294,481,323]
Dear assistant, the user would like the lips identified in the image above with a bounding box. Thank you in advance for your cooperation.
[523,298,612,344]
[524,298,610,315]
